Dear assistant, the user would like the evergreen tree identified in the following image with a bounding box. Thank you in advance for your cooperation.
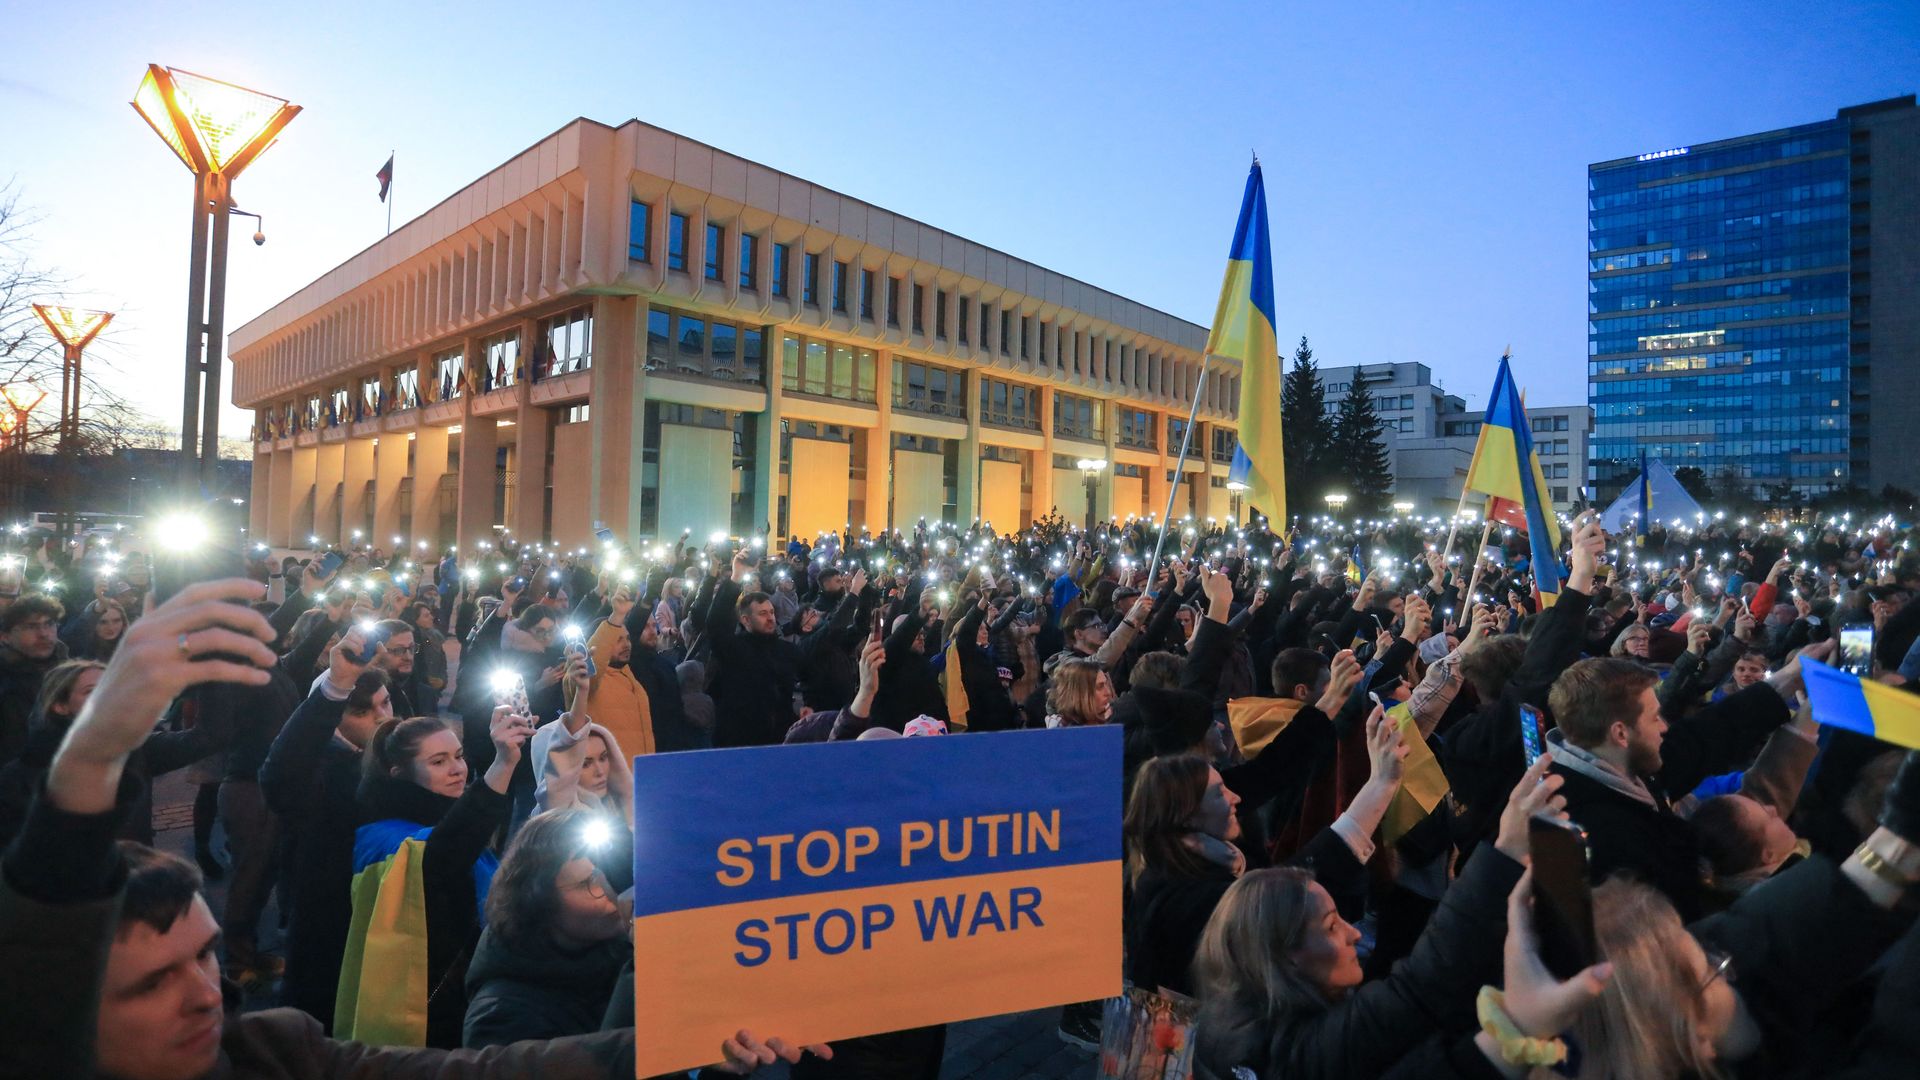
[1331,378,1394,514]
[1279,337,1329,519]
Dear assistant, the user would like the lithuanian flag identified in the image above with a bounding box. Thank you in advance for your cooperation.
[1464,354,1563,606]
[1217,161,1285,526]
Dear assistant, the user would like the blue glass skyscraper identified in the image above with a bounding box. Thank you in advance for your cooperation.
[1588,96,1918,503]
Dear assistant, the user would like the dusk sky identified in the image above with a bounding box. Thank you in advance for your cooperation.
[4,0,1916,440]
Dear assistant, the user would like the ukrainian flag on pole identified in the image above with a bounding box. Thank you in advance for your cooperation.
[1220,161,1286,526]
[1464,353,1564,606]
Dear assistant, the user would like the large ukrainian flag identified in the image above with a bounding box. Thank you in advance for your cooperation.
[1464,354,1564,605]
[1803,656,1920,749]
[1219,162,1286,525]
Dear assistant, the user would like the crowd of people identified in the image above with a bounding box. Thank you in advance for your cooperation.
[2,501,1919,1079]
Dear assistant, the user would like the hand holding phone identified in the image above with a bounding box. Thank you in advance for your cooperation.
[1528,816,1597,981]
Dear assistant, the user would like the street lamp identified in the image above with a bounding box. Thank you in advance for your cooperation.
[1324,492,1349,516]
[0,385,48,517]
[1392,500,1414,515]
[1076,458,1108,533]
[30,305,112,452]
[131,64,300,496]
[1226,479,1248,525]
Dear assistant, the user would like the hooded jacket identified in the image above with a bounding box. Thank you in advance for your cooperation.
[569,620,652,757]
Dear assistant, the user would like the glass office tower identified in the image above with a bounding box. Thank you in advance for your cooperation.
[1588,122,1853,501]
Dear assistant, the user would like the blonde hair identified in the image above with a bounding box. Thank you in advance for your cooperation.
[1191,867,1328,1071]
[1574,878,1721,1080]
[1046,658,1108,726]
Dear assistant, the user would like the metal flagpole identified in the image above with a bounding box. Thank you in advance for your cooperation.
[1460,517,1498,609]
[1145,359,1215,575]
[1436,483,1477,571]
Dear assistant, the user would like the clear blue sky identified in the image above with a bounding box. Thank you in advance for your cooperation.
[3,0,1915,439]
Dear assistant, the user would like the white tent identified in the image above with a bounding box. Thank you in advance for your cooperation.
[1600,458,1704,533]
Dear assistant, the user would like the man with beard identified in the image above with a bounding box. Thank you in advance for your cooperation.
[1543,641,1824,920]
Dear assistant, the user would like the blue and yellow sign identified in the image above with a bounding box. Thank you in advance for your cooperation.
[628,726,1122,1077]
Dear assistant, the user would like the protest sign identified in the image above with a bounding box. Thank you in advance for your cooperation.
[627,725,1122,1077]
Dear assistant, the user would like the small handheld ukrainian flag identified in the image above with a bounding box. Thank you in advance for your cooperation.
[1219,160,1285,526]
[1464,353,1564,606]
[1803,656,1920,749]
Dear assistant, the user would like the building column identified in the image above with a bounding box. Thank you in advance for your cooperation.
[412,426,450,549]
[267,447,293,547]
[313,441,346,545]
[958,372,982,524]
[1096,406,1119,525]
[865,350,892,532]
[587,295,639,539]
[456,418,499,551]
[1033,385,1056,522]
[284,445,316,547]
[249,451,272,542]
[513,319,551,541]
[752,348,782,537]
[1147,408,1171,526]
[373,433,409,546]
[342,437,375,543]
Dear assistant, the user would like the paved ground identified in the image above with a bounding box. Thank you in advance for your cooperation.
[151,771,1098,1079]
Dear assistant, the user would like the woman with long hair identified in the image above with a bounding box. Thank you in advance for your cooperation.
[343,700,532,1048]
[67,598,128,662]
[0,659,105,842]
[1124,707,1404,997]
[1191,754,1565,1079]
[462,808,630,1048]
[1044,657,1113,727]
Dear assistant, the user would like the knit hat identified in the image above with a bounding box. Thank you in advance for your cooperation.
[1132,685,1214,757]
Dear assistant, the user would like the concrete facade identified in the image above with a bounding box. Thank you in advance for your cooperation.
[1317,362,1590,513]
[230,119,1245,550]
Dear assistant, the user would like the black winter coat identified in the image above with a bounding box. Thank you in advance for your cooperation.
[258,687,364,1030]
[461,924,628,1048]
[704,579,804,747]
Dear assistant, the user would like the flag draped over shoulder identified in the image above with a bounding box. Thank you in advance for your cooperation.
[1464,355,1564,606]
[334,832,431,1046]
[942,637,971,732]
[1218,162,1286,525]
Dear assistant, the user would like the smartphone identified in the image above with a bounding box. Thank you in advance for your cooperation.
[1519,703,1547,767]
[509,575,528,594]
[490,670,530,715]
[594,525,617,546]
[561,625,598,678]
[316,550,346,578]
[1838,623,1875,676]
[871,609,886,644]
[350,620,389,666]
[1529,816,1597,980]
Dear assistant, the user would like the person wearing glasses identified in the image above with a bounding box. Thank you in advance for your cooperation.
[463,808,631,1049]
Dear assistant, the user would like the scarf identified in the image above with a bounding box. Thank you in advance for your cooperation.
[1543,729,1658,810]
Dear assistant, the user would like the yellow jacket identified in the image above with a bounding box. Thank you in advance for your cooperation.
[565,619,655,757]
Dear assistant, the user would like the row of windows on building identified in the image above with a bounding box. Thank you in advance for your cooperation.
[628,199,1228,407]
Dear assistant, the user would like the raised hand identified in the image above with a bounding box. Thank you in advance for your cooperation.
[1314,649,1362,717]
[1364,703,1409,786]
[1494,753,1569,865]
[50,579,276,815]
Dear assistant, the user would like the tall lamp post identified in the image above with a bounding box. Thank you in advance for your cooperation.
[30,305,112,452]
[1226,479,1248,526]
[131,64,299,496]
[1324,492,1348,518]
[0,385,47,518]
[1076,458,1108,533]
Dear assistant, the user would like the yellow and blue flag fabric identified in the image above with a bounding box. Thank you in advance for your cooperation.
[1379,701,1450,847]
[1464,355,1564,606]
[334,832,432,1046]
[1218,162,1286,526]
[1802,656,1920,749]
[942,636,971,732]
[334,819,499,1046]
